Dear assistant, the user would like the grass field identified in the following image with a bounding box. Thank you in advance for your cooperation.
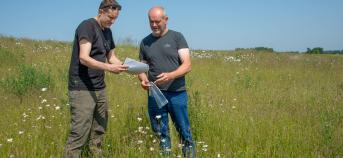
[0,36,342,158]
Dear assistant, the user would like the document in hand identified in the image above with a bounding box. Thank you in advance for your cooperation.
[149,82,168,109]
[123,58,149,74]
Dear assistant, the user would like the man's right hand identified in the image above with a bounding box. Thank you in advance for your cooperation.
[140,80,150,90]
[107,64,128,74]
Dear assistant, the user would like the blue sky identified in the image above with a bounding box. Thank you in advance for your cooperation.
[0,0,342,51]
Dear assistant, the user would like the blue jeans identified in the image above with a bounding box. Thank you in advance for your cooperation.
[148,90,196,157]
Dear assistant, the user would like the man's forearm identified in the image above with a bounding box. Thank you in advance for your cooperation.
[169,63,191,79]
[80,56,109,71]
[138,73,149,81]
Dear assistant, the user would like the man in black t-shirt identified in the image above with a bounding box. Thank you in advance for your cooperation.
[138,6,196,158]
[64,0,127,157]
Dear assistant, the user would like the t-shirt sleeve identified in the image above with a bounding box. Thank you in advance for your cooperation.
[76,21,94,43]
[176,32,189,49]
[108,29,115,50]
[139,41,146,61]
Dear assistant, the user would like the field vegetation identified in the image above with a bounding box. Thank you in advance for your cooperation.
[0,36,342,157]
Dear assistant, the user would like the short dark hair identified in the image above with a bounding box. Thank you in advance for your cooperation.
[99,0,122,11]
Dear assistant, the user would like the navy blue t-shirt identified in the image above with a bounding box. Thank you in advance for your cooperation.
[139,30,189,92]
[68,18,115,91]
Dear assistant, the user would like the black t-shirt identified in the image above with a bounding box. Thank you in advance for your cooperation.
[68,18,115,91]
[139,30,189,92]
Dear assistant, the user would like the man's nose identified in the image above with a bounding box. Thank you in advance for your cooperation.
[152,22,158,27]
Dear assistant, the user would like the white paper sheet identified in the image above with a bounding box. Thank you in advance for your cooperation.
[123,58,149,74]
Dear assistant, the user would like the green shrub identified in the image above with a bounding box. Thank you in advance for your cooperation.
[0,64,53,97]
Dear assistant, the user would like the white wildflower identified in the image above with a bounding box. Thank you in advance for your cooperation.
[23,113,29,118]
[36,115,45,120]
[41,99,47,104]
[217,153,221,158]
[137,117,142,122]
[55,106,60,110]
[7,138,13,143]
[138,127,143,132]
[155,115,161,119]
[19,131,24,135]
[137,140,143,144]
[41,87,47,92]
[149,147,154,151]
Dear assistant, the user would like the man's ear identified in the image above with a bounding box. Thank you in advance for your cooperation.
[98,9,104,15]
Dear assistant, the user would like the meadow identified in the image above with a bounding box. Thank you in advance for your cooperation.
[0,36,342,158]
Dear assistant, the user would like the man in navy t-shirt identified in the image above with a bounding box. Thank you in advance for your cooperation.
[65,0,127,157]
[138,6,196,158]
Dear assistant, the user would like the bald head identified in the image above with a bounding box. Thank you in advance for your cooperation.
[148,6,166,18]
[148,6,168,37]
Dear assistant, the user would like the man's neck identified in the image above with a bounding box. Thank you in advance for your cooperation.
[94,16,104,30]
[153,29,168,37]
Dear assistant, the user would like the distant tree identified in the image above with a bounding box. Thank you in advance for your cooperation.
[307,48,311,54]
[306,47,324,54]
[235,48,245,51]
[254,47,274,52]
[312,47,323,54]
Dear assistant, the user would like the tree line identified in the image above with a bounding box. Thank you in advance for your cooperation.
[306,47,343,54]
[235,47,343,54]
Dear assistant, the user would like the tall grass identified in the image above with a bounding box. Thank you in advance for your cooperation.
[0,36,342,157]
[1,64,53,98]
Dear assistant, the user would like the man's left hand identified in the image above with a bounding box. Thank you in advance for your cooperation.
[155,72,174,85]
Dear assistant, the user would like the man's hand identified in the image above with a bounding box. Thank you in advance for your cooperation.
[155,72,174,85]
[107,64,128,74]
[138,72,150,90]
[140,79,150,90]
